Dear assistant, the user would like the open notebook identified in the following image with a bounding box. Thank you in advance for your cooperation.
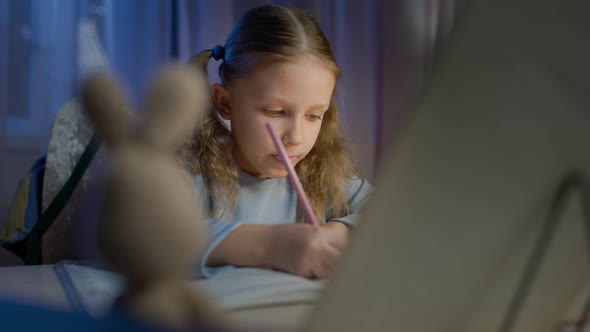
[54,261,324,317]
[307,1,590,332]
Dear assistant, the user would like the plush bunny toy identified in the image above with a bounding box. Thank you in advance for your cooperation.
[81,65,222,328]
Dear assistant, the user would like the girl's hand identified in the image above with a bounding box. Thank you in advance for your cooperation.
[265,222,350,279]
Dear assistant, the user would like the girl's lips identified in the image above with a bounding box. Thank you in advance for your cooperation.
[272,155,298,164]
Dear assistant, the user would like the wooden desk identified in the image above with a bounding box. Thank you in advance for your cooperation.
[0,264,313,331]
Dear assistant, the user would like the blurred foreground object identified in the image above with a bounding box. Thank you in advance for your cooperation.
[308,1,590,332]
[81,64,222,329]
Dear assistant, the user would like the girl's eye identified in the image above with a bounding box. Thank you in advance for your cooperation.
[306,114,322,121]
[265,109,285,116]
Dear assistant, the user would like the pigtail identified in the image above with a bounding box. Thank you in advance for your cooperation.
[178,50,240,218]
[188,49,214,73]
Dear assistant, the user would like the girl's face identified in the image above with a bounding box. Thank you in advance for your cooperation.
[212,54,336,178]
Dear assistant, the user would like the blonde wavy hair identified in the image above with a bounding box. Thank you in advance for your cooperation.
[178,5,357,222]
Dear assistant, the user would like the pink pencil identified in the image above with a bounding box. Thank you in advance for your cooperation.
[266,122,320,227]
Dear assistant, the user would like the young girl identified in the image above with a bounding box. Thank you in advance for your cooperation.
[179,4,374,279]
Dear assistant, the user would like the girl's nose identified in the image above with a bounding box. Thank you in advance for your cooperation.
[282,118,304,146]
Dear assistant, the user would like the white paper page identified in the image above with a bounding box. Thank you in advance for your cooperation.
[55,262,126,316]
[56,262,324,316]
[194,267,325,310]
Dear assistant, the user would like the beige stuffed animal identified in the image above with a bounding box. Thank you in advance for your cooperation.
[81,65,222,328]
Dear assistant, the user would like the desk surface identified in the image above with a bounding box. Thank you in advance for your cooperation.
[0,264,313,331]
[0,265,70,310]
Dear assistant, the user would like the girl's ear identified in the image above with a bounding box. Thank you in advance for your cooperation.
[211,83,232,120]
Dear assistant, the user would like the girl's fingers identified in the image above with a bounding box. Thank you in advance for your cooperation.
[312,244,342,279]
[320,222,349,250]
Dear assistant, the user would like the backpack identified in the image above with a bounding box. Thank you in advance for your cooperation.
[0,136,100,264]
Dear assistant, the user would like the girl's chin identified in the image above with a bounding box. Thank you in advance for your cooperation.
[258,167,288,179]
[240,161,290,179]
[262,171,288,179]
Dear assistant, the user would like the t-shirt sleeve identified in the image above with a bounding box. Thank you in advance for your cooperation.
[197,217,242,278]
[192,175,241,277]
[327,177,375,227]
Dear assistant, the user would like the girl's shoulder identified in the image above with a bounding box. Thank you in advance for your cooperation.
[344,175,375,200]
[346,175,374,189]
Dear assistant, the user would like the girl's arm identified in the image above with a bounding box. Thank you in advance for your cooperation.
[205,224,273,268]
[206,222,349,279]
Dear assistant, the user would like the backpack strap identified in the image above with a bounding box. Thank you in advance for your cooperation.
[24,134,101,265]
[0,154,45,243]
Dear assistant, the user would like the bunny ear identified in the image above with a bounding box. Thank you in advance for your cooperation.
[81,73,131,147]
[137,65,209,151]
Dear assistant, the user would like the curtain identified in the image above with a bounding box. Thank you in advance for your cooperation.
[0,0,459,217]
